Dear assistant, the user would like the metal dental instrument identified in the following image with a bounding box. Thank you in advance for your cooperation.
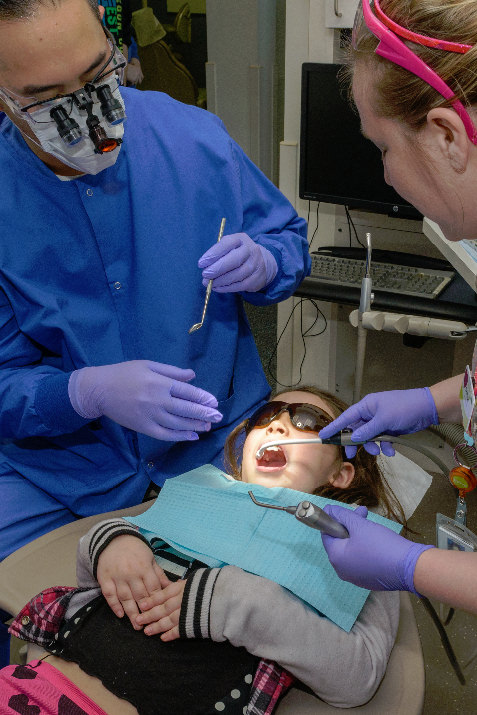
[248,490,349,538]
[255,433,450,476]
[354,232,373,403]
[189,217,226,334]
[255,431,397,458]
[450,325,477,337]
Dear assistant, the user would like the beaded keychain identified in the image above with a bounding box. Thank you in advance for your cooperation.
[436,365,477,552]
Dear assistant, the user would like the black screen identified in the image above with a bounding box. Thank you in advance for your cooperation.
[299,62,422,220]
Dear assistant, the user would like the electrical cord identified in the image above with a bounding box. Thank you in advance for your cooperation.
[345,206,365,248]
[308,200,320,252]
[419,597,466,685]
[378,435,468,684]
[382,434,450,477]
[267,298,327,388]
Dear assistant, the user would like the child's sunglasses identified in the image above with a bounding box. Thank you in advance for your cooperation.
[245,401,333,435]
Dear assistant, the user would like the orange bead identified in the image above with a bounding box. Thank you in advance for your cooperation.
[449,465,477,493]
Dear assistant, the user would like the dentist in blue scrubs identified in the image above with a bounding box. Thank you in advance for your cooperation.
[0,0,309,561]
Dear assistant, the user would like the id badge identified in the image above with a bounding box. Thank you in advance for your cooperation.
[460,365,475,445]
[436,513,477,552]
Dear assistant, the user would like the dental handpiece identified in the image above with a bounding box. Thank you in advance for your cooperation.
[255,431,396,458]
[248,491,349,538]
[294,500,349,538]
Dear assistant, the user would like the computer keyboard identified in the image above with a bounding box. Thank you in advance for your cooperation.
[310,252,455,299]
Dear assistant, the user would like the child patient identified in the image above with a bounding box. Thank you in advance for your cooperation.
[4,387,405,715]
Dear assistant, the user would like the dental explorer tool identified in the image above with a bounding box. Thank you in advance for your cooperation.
[248,491,349,538]
[189,218,226,334]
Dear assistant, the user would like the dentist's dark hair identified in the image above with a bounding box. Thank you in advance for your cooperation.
[224,385,407,527]
[0,0,100,20]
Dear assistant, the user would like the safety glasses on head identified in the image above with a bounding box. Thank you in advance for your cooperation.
[353,0,477,145]
[245,401,333,435]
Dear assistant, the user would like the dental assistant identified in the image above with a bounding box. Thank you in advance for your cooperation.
[0,0,310,561]
[318,0,477,614]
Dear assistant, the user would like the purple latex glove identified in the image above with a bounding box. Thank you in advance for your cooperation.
[319,387,438,458]
[68,360,223,441]
[198,232,278,293]
[322,504,434,593]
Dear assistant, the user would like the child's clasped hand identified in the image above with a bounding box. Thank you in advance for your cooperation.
[97,534,170,628]
[136,579,187,641]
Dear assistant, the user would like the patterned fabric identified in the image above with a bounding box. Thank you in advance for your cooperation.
[49,596,258,715]
[8,587,86,648]
[179,568,295,713]
[247,660,295,715]
[149,536,199,580]
[0,659,108,714]
[10,586,294,714]
[179,567,221,639]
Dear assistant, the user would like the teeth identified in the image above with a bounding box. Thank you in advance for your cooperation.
[257,445,286,461]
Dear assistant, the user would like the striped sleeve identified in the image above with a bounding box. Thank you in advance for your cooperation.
[179,567,221,639]
[79,518,152,580]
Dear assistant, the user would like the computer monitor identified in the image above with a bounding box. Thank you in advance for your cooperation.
[299,62,422,220]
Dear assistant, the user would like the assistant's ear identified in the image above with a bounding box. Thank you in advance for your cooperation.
[329,461,355,489]
[98,5,105,20]
[425,107,471,173]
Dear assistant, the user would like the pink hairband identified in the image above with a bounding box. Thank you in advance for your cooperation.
[354,0,477,144]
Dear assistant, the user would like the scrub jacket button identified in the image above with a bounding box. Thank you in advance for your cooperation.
[114,282,122,290]
[21,616,30,626]
[147,461,154,469]
[86,188,93,196]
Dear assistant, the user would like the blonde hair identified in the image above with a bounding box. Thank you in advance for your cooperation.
[223,385,406,527]
[346,0,477,134]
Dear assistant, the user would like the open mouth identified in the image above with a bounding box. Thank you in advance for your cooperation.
[256,444,287,471]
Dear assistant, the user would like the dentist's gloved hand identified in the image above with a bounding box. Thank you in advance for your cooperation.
[321,505,434,593]
[68,360,223,441]
[319,387,439,458]
[198,233,278,293]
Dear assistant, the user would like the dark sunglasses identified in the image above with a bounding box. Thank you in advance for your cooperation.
[245,401,333,435]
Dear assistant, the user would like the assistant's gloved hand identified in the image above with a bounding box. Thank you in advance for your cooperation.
[318,387,439,458]
[198,232,278,293]
[322,505,434,593]
[68,360,223,441]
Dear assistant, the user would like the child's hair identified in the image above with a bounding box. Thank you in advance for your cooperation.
[345,0,477,135]
[224,385,406,526]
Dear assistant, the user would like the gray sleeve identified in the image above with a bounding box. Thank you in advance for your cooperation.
[190,565,399,708]
[76,518,151,587]
[66,519,152,621]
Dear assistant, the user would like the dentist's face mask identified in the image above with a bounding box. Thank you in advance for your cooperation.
[0,28,127,174]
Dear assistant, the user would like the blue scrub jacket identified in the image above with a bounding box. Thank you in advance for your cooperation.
[0,88,309,516]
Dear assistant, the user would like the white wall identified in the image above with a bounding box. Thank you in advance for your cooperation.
[206,0,277,180]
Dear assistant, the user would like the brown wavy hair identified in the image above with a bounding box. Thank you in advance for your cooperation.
[223,385,406,527]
